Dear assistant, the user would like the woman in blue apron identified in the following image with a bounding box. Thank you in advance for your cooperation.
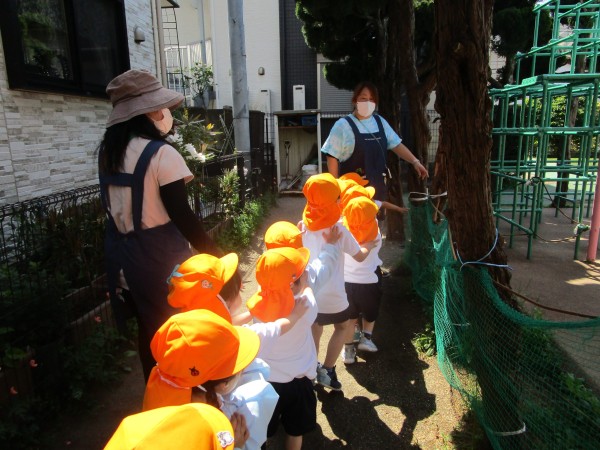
[98,70,220,382]
[322,81,428,201]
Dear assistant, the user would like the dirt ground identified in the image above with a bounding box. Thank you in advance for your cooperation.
[47,195,468,450]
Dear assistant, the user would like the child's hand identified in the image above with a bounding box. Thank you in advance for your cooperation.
[230,412,249,449]
[322,225,341,245]
[290,295,310,320]
[382,200,408,214]
[362,238,380,251]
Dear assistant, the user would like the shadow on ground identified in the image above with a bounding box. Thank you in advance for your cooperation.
[268,271,438,449]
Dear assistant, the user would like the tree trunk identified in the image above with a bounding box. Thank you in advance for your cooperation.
[435,0,522,442]
[435,0,510,284]
[376,5,406,242]
[378,0,435,242]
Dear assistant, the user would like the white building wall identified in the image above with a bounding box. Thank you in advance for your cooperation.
[0,0,158,204]
[209,0,281,112]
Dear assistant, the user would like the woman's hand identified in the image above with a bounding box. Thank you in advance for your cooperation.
[412,160,429,179]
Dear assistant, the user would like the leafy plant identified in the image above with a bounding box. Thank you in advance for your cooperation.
[412,322,436,356]
[220,168,241,219]
[185,62,214,98]
[0,397,49,449]
[217,193,276,252]
[0,263,69,356]
[61,322,130,405]
[170,108,221,171]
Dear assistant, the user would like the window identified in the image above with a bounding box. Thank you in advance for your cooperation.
[0,0,130,97]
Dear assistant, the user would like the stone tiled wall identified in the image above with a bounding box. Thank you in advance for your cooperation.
[0,0,158,204]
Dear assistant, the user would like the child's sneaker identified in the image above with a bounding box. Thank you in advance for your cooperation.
[316,365,342,390]
[357,336,378,352]
[341,344,357,365]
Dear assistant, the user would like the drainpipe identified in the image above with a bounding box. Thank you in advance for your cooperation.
[228,0,251,172]
[153,0,168,85]
[197,0,207,65]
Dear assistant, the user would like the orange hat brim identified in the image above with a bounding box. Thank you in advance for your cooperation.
[220,253,239,285]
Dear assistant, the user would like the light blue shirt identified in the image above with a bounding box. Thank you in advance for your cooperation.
[321,114,402,163]
[220,359,279,450]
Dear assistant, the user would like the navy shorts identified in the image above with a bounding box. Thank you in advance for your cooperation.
[267,377,317,437]
[345,267,382,322]
[314,305,352,326]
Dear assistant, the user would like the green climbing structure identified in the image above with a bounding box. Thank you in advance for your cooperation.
[490,0,600,259]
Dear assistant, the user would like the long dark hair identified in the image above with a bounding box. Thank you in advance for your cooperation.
[97,114,167,175]
[199,375,237,408]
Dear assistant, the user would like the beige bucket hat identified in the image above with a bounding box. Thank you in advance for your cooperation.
[106,69,184,127]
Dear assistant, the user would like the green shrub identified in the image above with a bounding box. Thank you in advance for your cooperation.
[217,193,276,252]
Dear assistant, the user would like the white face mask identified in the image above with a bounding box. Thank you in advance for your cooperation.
[153,108,173,134]
[356,100,376,117]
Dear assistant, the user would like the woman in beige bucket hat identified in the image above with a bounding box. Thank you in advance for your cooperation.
[97,69,220,382]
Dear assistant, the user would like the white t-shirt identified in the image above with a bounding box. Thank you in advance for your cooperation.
[306,243,340,296]
[259,289,318,383]
[247,321,281,360]
[107,137,193,234]
[300,222,361,314]
[344,231,383,284]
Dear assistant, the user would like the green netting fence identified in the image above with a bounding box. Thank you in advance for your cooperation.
[403,202,600,449]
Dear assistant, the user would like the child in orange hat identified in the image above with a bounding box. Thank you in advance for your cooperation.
[339,176,408,216]
[167,252,307,330]
[264,220,341,295]
[105,403,242,450]
[143,309,260,411]
[299,173,378,391]
[340,196,385,364]
[339,171,369,186]
[167,253,240,322]
[245,247,318,450]
[164,253,310,449]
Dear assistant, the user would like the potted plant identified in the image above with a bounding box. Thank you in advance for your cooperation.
[184,62,214,109]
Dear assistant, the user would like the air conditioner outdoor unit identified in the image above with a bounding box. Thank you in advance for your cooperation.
[260,89,272,114]
[293,85,305,110]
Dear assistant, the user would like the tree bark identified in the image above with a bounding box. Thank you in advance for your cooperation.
[379,0,436,241]
[379,2,406,241]
[434,0,510,286]
[435,0,522,442]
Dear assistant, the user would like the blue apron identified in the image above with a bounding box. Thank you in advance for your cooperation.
[100,140,192,338]
[340,114,388,201]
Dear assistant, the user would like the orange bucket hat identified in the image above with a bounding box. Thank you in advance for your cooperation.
[264,221,303,250]
[342,196,380,244]
[339,172,369,186]
[143,309,259,411]
[302,173,341,231]
[247,247,310,322]
[340,184,376,211]
[105,403,235,450]
[167,253,239,321]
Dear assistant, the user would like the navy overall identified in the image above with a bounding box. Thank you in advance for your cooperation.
[340,114,388,201]
[100,140,192,376]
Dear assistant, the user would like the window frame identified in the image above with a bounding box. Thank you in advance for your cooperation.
[0,0,130,98]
